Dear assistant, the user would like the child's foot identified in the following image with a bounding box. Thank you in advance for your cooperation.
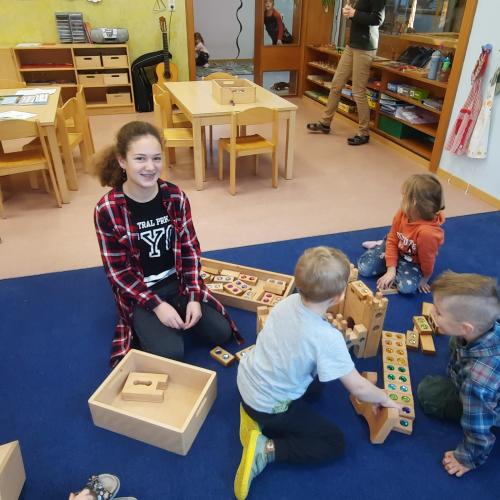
[239,403,260,446]
[234,431,270,500]
[362,239,383,249]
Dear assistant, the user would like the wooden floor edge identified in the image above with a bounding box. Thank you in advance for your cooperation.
[436,168,500,209]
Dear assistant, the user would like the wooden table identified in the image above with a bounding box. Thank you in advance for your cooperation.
[164,81,297,190]
[0,87,70,203]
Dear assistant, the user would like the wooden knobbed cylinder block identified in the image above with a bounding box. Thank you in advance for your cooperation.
[121,372,169,403]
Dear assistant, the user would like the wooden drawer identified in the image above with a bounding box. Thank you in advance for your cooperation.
[106,92,131,105]
[75,55,101,68]
[103,72,129,85]
[102,55,128,68]
[88,349,217,455]
[78,74,104,85]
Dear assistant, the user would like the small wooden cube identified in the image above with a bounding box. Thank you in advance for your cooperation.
[348,264,359,282]
[235,344,255,361]
[239,273,258,285]
[378,285,398,295]
[413,316,433,335]
[406,329,419,351]
[214,275,234,283]
[206,283,224,291]
[263,278,286,295]
[233,279,251,291]
[223,282,244,296]
[420,334,436,355]
[242,288,256,300]
[202,265,220,275]
[121,372,169,403]
[220,269,240,278]
[259,291,276,305]
[210,346,235,366]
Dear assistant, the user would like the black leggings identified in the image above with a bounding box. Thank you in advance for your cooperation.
[133,278,232,360]
[242,385,345,464]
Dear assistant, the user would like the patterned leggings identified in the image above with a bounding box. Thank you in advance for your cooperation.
[357,240,423,294]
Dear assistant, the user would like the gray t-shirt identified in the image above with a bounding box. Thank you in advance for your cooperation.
[237,293,354,413]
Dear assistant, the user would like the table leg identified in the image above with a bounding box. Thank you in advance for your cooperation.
[284,110,296,180]
[45,125,70,203]
[192,118,204,190]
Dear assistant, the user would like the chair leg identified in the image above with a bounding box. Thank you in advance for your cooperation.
[0,183,5,218]
[46,164,63,208]
[79,140,93,174]
[271,150,278,189]
[254,155,259,176]
[209,125,213,161]
[202,128,207,182]
[60,142,78,191]
[168,147,176,165]
[218,148,224,181]
[41,171,50,193]
[29,172,40,190]
[229,153,237,195]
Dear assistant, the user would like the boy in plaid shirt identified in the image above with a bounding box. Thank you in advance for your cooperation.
[418,271,500,477]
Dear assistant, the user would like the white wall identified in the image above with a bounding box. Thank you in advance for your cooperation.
[439,0,500,200]
[193,0,255,59]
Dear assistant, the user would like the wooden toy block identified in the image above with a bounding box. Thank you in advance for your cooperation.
[263,278,286,295]
[242,288,256,300]
[256,306,270,334]
[349,372,399,444]
[121,372,169,403]
[201,265,220,275]
[406,329,419,350]
[259,291,277,305]
[350,280,372,300]
[271,297,283,306]
[420,334,436,355]
[378,285,398,295]
[413,315,433,335]
[214,275,234,283]
[0,440,26,500]
[393,417,414,435]
[223,282,244,296]
[210,346,235,366]
[348,264,359,282]
[221,269,240,278]
[422,302,439,333]
[200,271,212,282]
[421,302,434,317]
[206,283,224,291]
[235,344,255,361]
[233,279,251,291]
[238,273,258,285]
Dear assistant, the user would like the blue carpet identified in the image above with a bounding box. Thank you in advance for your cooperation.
[1,211,499,499]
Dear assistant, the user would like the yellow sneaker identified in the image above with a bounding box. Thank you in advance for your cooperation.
[239,403,260,447]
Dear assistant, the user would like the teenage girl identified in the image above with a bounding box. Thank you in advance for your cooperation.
[93,121,240,366]
[358,174,445,294]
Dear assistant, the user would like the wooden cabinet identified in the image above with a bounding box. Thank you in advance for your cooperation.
[302,44,449,163]
[13,44,134,115]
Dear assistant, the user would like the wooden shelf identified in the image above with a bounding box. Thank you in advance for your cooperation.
[19,66,74,72]
[87,102,132,108]
[383,89,442,115]
[373,62,448,89]
[26,82,77,87]
[379,111,437,137]
[76,66,129,71]
[81,83,132,88]
[376,129,433,159]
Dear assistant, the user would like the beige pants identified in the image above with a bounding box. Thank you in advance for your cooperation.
[321,45,376,136]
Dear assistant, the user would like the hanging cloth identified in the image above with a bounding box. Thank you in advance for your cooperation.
[467,64,500,158]
[445,45,492,155]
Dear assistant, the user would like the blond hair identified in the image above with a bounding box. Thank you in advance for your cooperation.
[295,246,350,302]
[432,271,500,334]
[402,174,444,221]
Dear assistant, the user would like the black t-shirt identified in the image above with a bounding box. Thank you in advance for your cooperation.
[125,190,176,288]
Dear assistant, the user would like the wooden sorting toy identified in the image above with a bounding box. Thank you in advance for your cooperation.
[200,271,212,282]
[242,288,256,300]
[235,345,255,361]
[221,269,240,278]
[214,275,234,283]
[121,372,169,403]
[210,346,235,366]
[201,265,220,275]
[406,329,419,351]
[223,282,244,296]
[420,334,436,355]
[413,315,433,335]
[259,291,277,305]
[263,278,286,295]
[233,279,251,291]
[206,283,224,291]
[239,273,258,285]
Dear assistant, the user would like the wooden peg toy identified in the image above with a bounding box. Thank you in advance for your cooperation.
[121,372,169,403]
[406,329,419,351]
[202,265,220,275]
[378,285,398,295]
[210,346,235,366]
[223,282,244,296]
[238,273,258,285]
[263,278,286,295]
[259,291,277,305]
[206,283,224,291]
[235,344,255,361]
[242,288,256,300]
[348,264,359,282]
[221,269,240,278]
[214,275,234,283]
[200,271,212,282]
[233,279,251,291]
[413,315,433,335]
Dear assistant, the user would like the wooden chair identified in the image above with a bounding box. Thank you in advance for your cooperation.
[73,86,95,159]
[0,79,26,89]
[155,91,205,179]
[202,72,234,157]
[0,120,61,218]
[152,83,191,128]
[218,107,279,195]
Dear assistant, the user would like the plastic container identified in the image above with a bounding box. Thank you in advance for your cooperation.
[437,57,451,83]
[427,50,442,80]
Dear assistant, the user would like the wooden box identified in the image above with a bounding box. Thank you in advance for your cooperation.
[103,72,129,85]
[75,55,101,69]
[106,92,131,105]
[0,441,26,500]
[102,55,128,68]
[88,349,217,456]
[78,74,104,85]
[200,257,295,312]
[211,79,256,104]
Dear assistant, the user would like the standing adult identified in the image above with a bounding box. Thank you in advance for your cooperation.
[307,0,386,146]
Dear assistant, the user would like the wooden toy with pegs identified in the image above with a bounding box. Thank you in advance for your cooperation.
[221,269,240,278]
[206,283,224,291]
[214,275,234,283]
[223,282,244,296]
[256,306,270,335]
[201,265,219,275]
[378,285,398,295]
[121,372,169,403]
[233,279,251,291]
[235,345,255,361]
[210,346,235,366]
[242,288,256,300]
[348,263,359,282]
[413,315,433,335]
[263,278,286,295]
[239,273,258,285]
[406,329,419,351]
[200,271,212,282]
[327,280,388,358]
[259,291,278,305]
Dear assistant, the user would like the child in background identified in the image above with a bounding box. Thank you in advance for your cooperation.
[194,32,210,67]
[234,246,400,499]
[417,271,500,477]
[358,173,445,294]
[264,0,292,45]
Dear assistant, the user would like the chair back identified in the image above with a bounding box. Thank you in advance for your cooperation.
[152,83,165,98]
[60,97,85,133]
[230,107,279,148]
[0,119,51,160]
[203,72,233,80]
[156,91,175,129]
[0,79,26,89]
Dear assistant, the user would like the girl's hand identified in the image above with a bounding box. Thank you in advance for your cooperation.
[418,277,431,293]
[277,39,283,45]
[153,301,185,330]
[442,451,471,477]
[184,301,202,329]
[342,3,355,18]
[377,268,396,290]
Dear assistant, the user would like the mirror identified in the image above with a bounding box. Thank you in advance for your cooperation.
[263,0,302,46]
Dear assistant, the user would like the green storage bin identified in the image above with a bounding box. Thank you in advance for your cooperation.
[378,115,422,139]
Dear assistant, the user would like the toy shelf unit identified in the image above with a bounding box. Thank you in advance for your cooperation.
[302,44,448,162]
[13,44,134,114]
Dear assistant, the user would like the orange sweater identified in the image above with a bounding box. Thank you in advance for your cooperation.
[385,209,445,277]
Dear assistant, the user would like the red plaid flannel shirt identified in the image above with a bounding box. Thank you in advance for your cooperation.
[94,180,240,366]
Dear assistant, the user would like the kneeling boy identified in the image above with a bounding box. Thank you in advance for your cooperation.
[418,271,500,477]
[235,247,400,499]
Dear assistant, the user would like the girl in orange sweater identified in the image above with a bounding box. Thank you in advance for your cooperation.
[358,174,445,294]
